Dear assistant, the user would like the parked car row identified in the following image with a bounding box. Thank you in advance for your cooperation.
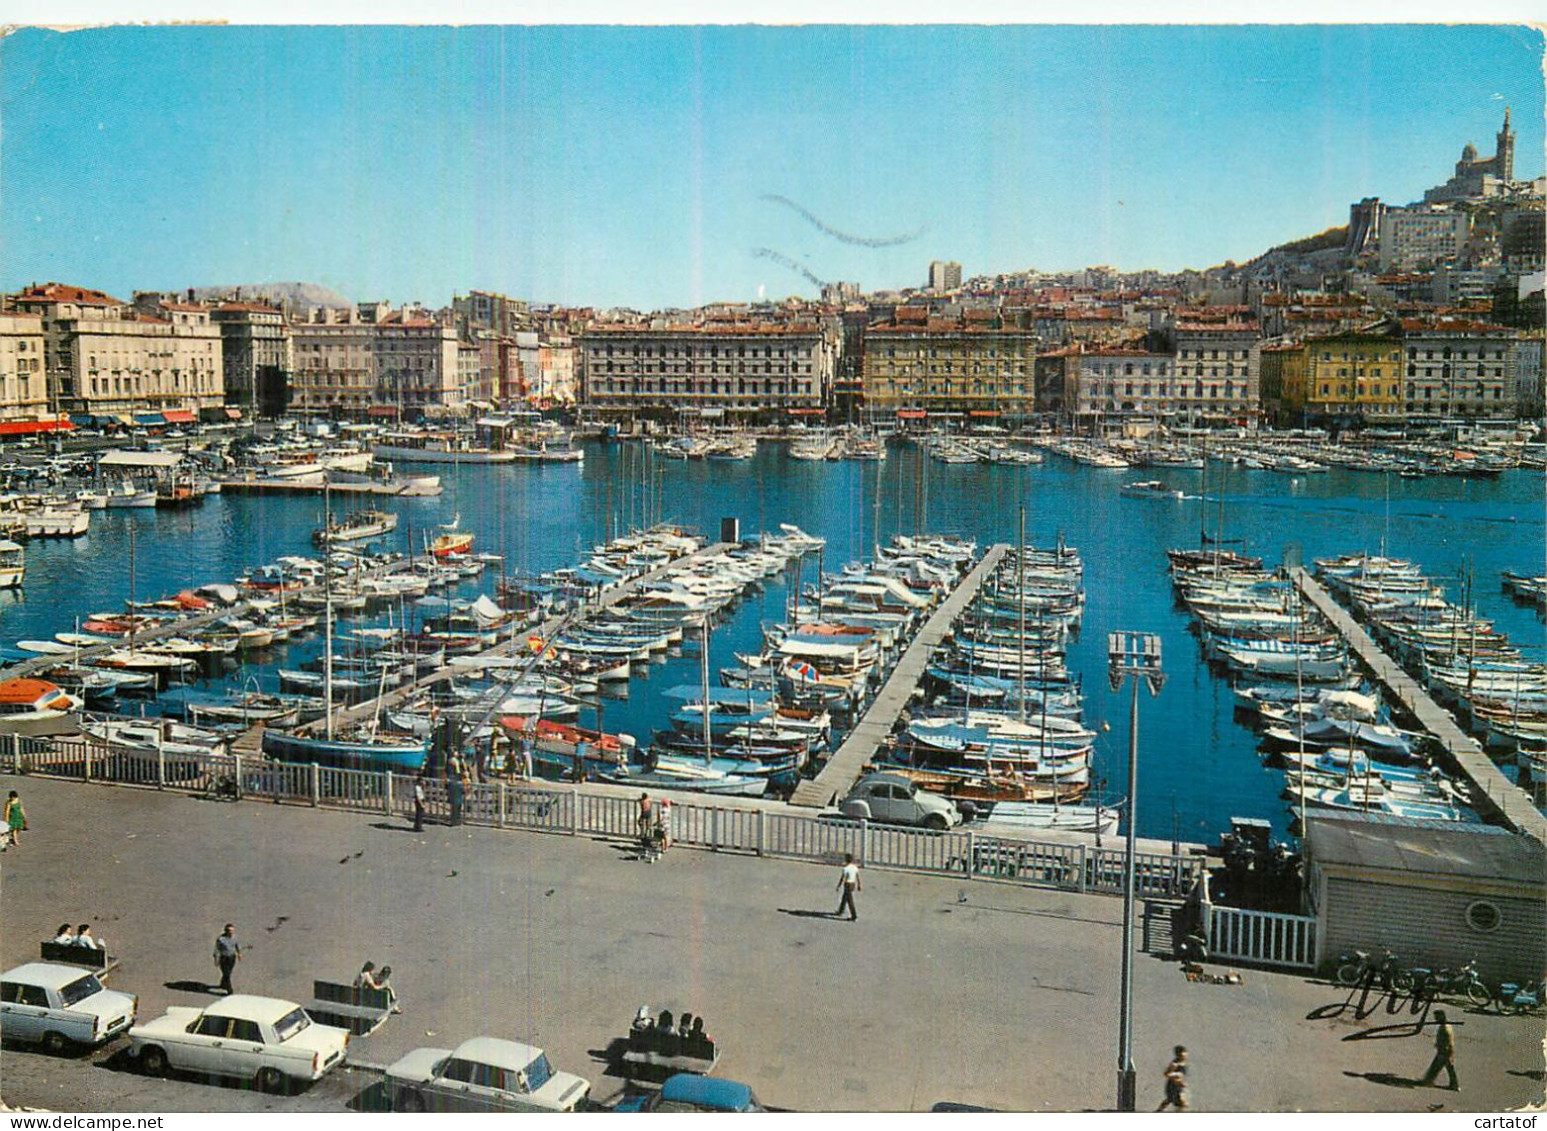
[2,962,774,1111]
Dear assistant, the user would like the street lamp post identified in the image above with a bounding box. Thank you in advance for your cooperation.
[1107,630,1165,1113]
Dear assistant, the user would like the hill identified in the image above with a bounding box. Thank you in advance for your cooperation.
[192,281,353,309]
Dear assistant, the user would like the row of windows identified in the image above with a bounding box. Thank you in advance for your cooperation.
[90,374,214,395]
[1177,348,1251,360]
[1410,365,1506,378]
[1409,347,1508,361]
[594,380,815,396]
[592,362,812,376]
[1091,382,1245,399]
[599,344,812,360]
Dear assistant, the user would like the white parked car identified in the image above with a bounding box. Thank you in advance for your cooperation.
[0,962,138,1052]
[128,994,348,1092]
[386,1037,591,1112]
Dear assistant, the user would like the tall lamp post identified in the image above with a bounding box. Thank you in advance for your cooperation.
[1107,630,1165,1113]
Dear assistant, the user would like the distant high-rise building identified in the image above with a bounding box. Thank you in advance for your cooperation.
[927,261,962,291]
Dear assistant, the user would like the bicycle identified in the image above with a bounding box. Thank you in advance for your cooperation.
[1336,946,1409,991]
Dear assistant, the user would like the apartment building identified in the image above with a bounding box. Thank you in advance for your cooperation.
[580,314,836,420]
[1400,318,1518,421]
[1172,314,1262,424]
[10,283,223,419]
[861,308,1039,423]
[0,313,49,423]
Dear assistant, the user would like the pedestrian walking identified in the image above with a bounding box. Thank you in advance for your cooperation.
[3,789,26,851]
[636,792,655,839]
[659,798,672,851]
[1156,1046,1189,1111]
[520,736,534,780]
[446,754,466,826]
[212,923,242,995]
[835,853,861,921]
[412,774,427,833]
[1421,1010,1458,1090]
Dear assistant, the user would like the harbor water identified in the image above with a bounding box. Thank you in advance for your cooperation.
[6,439,1543,843]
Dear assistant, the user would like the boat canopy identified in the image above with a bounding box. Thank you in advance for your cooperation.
[98,450,184,469]
[775,638,863,662]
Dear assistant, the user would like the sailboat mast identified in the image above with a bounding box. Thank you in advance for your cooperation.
[324,483,335,742]
[1017,504,1027,725]
[700,618,712,765]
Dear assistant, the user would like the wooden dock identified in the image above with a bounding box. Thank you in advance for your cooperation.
[1294,568,1547,843]
[315,541,736,733]
[789,544,1011,809]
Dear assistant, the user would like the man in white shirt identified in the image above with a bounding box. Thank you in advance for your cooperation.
[412,775,427,833]
[74,923,102,949]
[835,854,861,921]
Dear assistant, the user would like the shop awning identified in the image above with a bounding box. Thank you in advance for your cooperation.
[0,419,75,435]
[134,413,166,427]
[69,414,97,427]
[786,407,826,416]
[476,417,515,429]
[161,410,196,424]
[969,410,1001,417]
[368,406,399,417]
[897,410,927,420]
[224,407,243,420]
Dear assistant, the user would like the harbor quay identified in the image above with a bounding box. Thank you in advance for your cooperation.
[0,775,1542,1114]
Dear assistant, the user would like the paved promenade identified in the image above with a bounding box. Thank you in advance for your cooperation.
[0,775,1541,1113]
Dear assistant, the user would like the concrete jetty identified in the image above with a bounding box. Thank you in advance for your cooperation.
[789,543,1011,808]
[1294,568,1547,842]
[313,540,736,733]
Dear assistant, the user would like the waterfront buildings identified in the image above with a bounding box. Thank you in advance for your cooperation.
[289,303,462,418]
[1399,317,1519,422]
[1172,311,1262,425]
[212,300,292,418]
[579,312,837,422]
[1280,328,1405,425]
[10,283,224,420]
[860,307,1039,424]
[1072,345,1175,423]
[0,313,49,424]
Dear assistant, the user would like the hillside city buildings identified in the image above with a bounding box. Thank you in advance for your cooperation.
[0,111,1541,435]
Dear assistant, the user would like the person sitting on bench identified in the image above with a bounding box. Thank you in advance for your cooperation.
[355,961,401,1013]
[677,1011,694,1037]
[689,1015,712,1059]
[631,1005,654,1034]
[74,924,103,950]
[653,1009,676,1055]
[52,924,75,945]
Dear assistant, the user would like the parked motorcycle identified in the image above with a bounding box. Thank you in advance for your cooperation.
[1495,980,1542,1016]
[1405,959,1492,1008]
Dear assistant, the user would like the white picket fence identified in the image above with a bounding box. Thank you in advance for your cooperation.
[2,733,1201,899]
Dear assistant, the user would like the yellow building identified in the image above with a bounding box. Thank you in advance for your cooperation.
[1292,330,1405,422]
[862,307,1039,423]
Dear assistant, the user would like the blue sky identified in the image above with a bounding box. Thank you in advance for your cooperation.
[1,24,1541,310]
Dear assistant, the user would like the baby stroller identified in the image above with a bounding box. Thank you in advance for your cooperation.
[638,814,667,863]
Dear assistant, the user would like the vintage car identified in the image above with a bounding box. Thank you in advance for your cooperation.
[839,771,962,829]
[386,1036,591,1112]
[0,962,137,1051]
[615,1074,767,1113]
[128,994,348,1092]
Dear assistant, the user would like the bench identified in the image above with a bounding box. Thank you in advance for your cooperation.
[621,1026,719,1075]
[305,979,394,1036]
[40,941,120,978]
